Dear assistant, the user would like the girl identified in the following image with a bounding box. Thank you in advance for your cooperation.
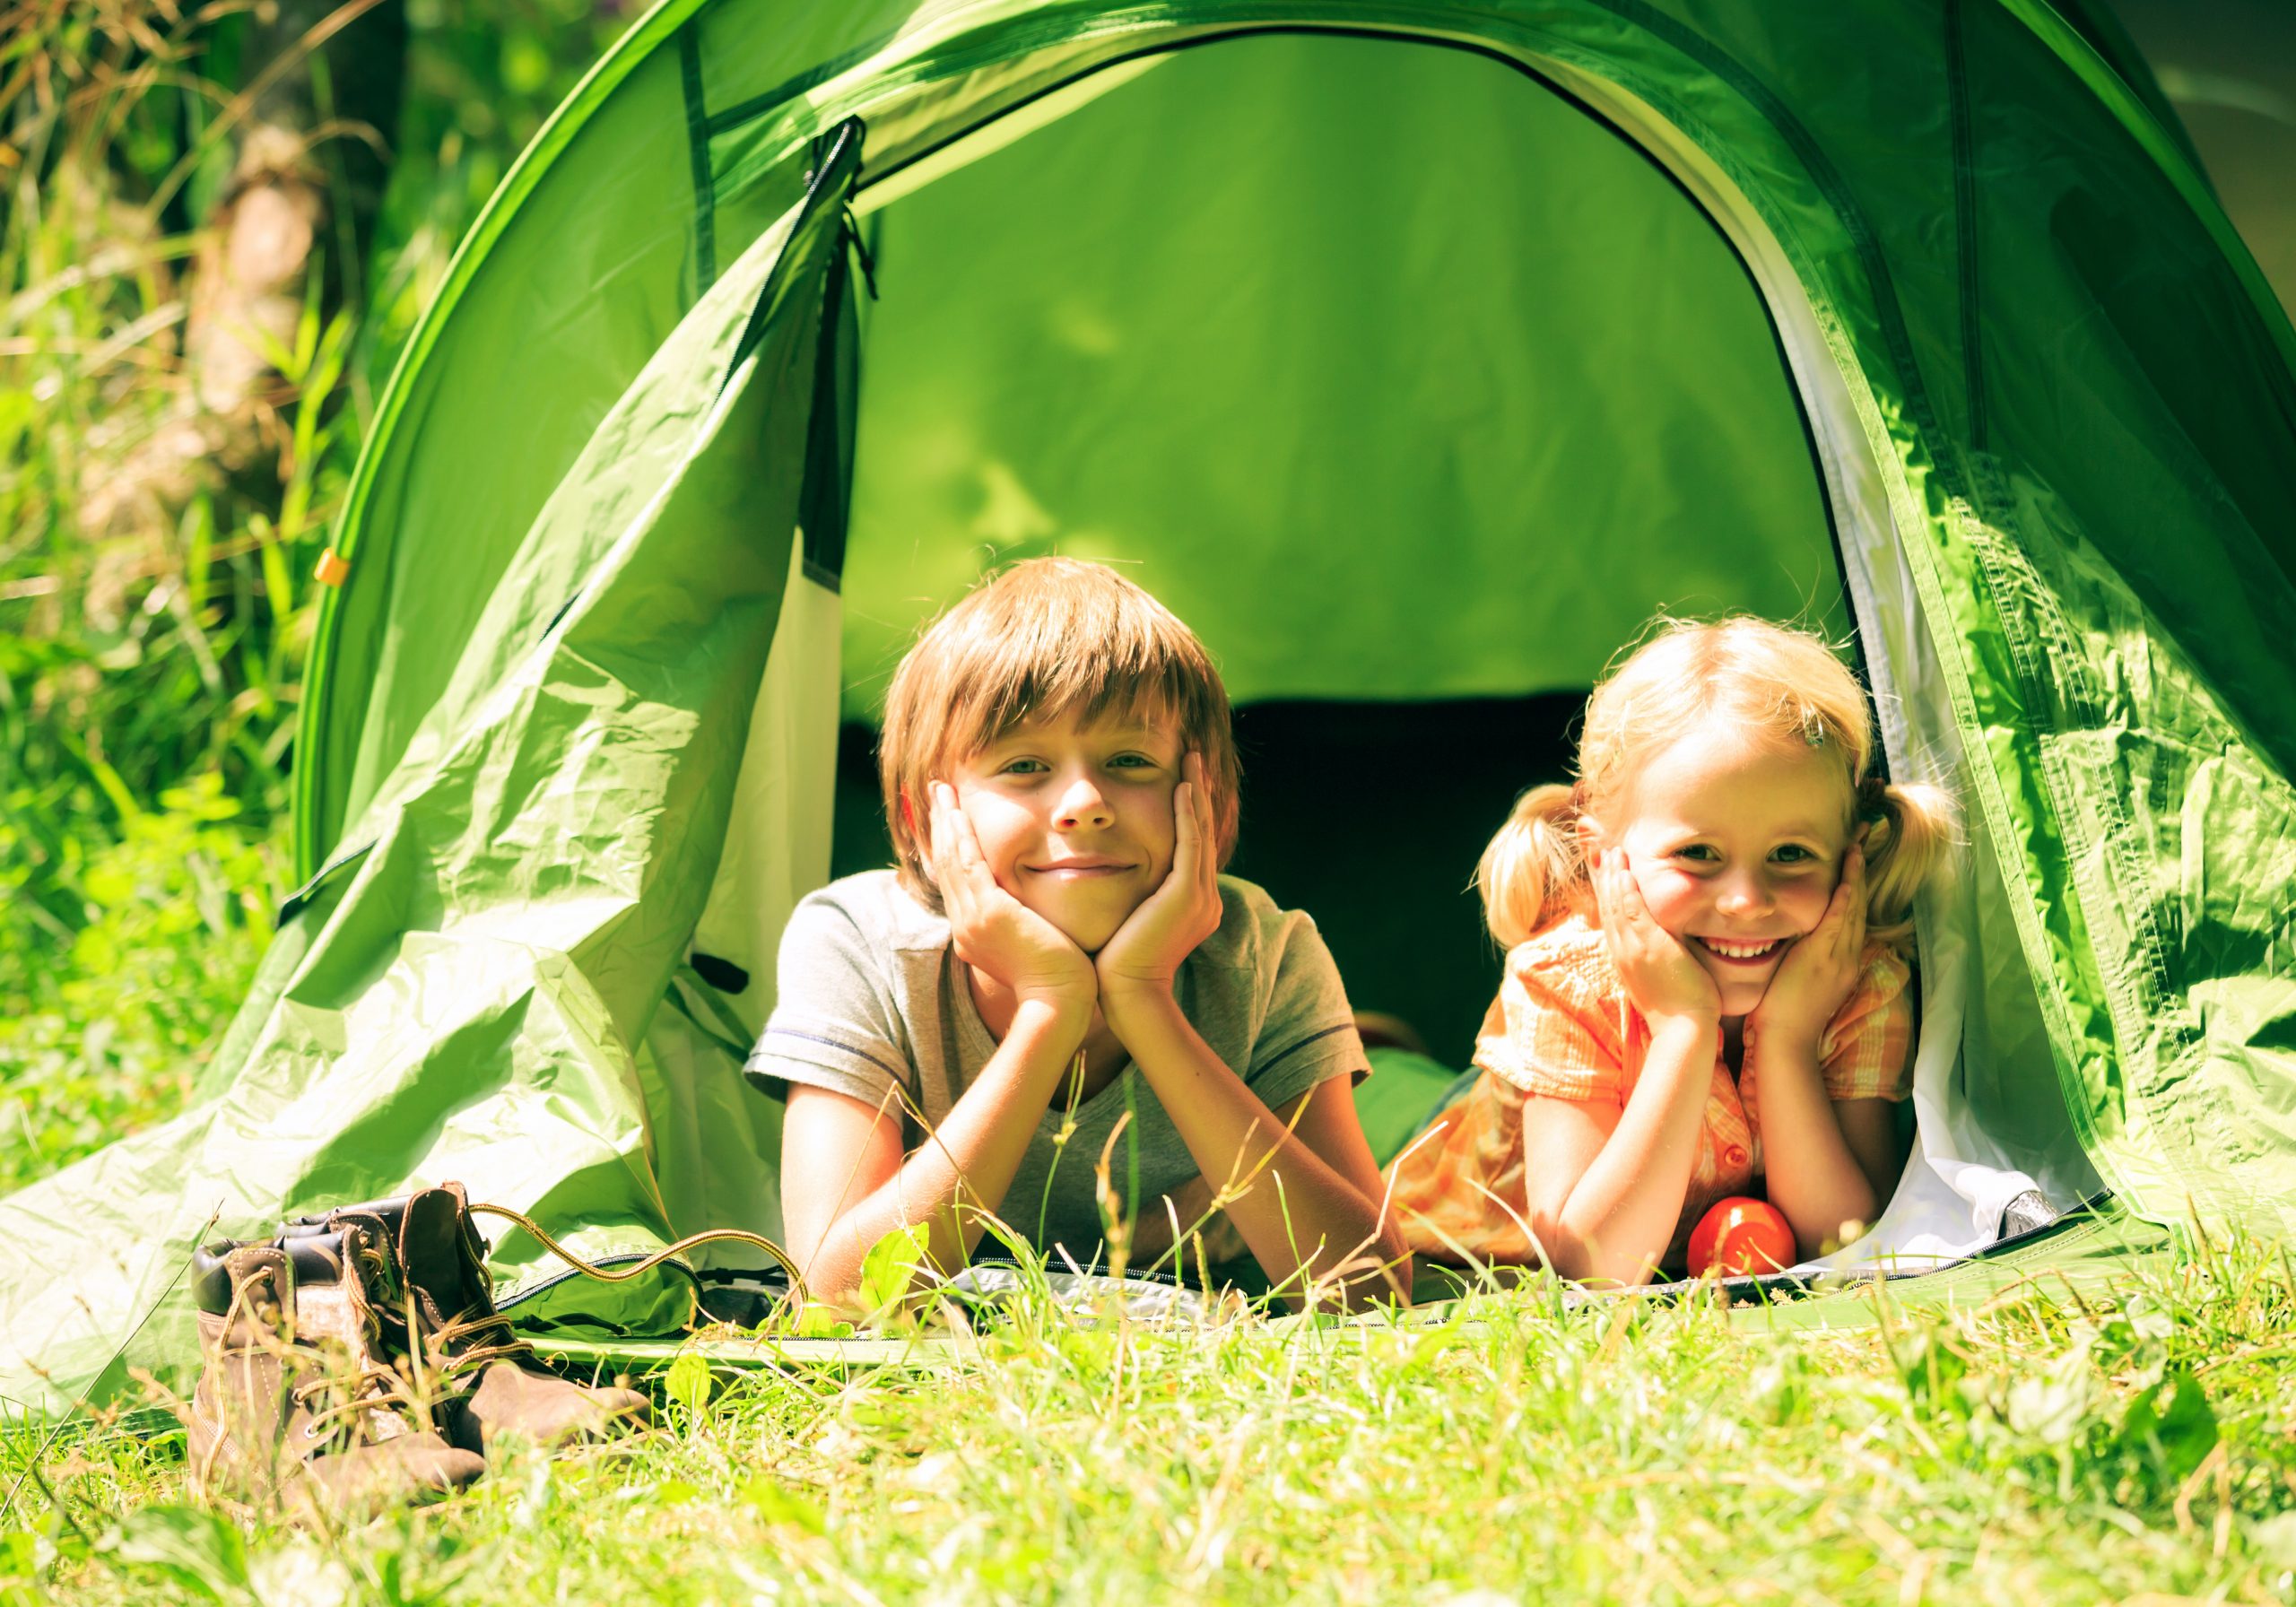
[1384,617,1953,1286]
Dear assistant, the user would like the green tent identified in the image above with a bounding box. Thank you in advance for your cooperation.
[6,0,2294,1417]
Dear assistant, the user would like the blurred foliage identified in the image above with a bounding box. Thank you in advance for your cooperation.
[0,778,281,1194]
[0,0,625,1182]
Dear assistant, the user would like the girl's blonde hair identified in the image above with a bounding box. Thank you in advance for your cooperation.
[1477,617,1955,955]
[879,558,1240,904]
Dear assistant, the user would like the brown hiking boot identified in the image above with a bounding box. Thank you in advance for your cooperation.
[288,1185,648,1451]
[182,1229,485,1524]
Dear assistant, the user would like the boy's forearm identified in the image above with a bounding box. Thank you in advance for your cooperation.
[806,998,1088,1302]
[1747,1043,1878,1255]
[1546,1015,1713,1285]
[1101,988,1408,1309]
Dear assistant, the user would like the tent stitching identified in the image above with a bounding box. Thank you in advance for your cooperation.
[1945,0,1986,453]
[679,22,719,291]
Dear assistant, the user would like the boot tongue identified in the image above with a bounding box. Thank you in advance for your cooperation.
[399,1188,477,1321]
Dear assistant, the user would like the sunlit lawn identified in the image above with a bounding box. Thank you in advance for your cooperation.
[7,1232,2296,1604]
[4,849,2295,1604]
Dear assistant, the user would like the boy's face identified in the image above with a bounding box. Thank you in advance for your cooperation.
[945,705,1186,952]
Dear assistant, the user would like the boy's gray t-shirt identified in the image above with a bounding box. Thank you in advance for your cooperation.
[746,869,1367,1263]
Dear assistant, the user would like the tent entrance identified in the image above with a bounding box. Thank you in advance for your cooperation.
[683,30,2101,1265]
[834,24,1849,1072]
[836,31,1853,710]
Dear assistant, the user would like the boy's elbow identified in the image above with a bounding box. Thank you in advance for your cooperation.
[1305,1215,1413,1311]
[1358,1228,1413,1308]
[796,1241,942,1313]
[1363,1194,1414,1303]
[1326,1247,1412,1312]
[793,1246,863,1308]
[787,1211,915,1310]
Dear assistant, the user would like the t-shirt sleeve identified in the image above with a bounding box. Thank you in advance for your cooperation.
[1818,947,1914,1102]
[1243,911,1368,1116]
[745,891,916,1116]
[1479,937,1630,1107]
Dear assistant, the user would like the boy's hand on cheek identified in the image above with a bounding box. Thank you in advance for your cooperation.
[929,782,1096,1012]
[1096,753,1222,1016]
[1747,842,1867,1062]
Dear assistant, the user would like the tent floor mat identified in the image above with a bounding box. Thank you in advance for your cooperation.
[526,1211,2173,1376]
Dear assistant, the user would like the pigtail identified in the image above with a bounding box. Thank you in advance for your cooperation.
[1474,784,1585,951]
[1857,777,1958,952]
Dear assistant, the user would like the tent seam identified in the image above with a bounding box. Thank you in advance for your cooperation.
[1945,0,1986,452]
[680,22,718,293]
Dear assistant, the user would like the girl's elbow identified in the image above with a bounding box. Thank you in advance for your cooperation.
[1539,1208,1657,1289]
[1777,1184,1881,1259]
[1576,1244,1660,1289]
[1526,1202,1577,1273]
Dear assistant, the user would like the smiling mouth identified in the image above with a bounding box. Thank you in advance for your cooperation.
[1026,861,1134,878]
[1693,936,1788,963]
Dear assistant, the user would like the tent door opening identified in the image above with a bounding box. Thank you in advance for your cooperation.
[682,30,2101,1269]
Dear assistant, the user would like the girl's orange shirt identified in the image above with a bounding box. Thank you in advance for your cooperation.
[1385,912,1912,1267]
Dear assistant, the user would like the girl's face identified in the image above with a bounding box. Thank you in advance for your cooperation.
[1601,726,1855,1020]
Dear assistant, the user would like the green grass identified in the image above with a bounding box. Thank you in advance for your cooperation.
[5,5,2295,1603]
[5,1241,2296,1604]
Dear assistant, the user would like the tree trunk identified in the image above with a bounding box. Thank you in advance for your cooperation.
[83,0,406,539]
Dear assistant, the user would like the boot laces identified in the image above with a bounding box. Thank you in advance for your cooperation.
[466,1203,805,1299]
[428,1309,532,1375]
[289,1360,421,1444]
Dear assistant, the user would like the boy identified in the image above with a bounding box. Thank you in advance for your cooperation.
[750,559,1409,1307]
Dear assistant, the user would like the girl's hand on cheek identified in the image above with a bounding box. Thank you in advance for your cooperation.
[1594,848,1721,1029]
[929,782,1096,1012]
[1748,842,1867,1061]
[1097,753,1222,1005]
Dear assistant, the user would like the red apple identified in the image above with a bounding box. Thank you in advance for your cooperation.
[1687,1196,1797,1276]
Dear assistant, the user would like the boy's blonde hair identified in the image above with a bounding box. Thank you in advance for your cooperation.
[1477,616,1955,955]
[879,558,1241,903]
